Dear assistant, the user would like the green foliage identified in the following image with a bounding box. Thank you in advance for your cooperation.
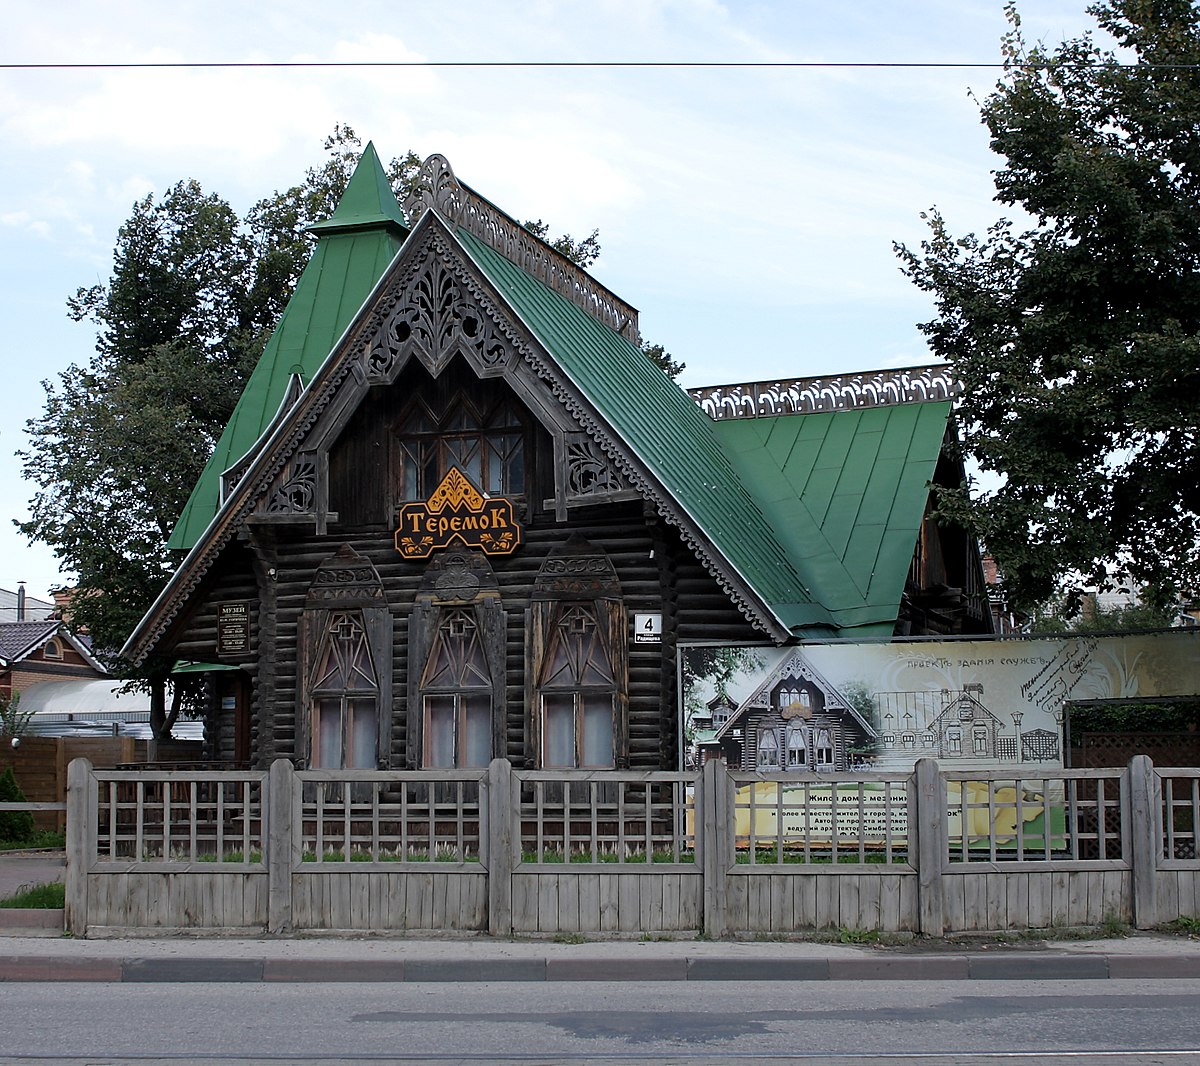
[640,341,686,379]
[1029,592,1181,633]
[681,646,764,741]
[0,881,65,909]
[897,0,1200,612]
[1069,697,1200,734]
[0,830,65,852]
[0,767,35,843]
[0,692,33,738]
[837,926,880,944]
[521,218,601,268]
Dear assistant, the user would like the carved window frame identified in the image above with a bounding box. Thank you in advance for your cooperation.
[406,551,506,769]
[533,601,622,769]
[526,539,628,770]
[297,547,393,770]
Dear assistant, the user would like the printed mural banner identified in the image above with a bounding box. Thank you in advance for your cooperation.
[681,631,1200,851]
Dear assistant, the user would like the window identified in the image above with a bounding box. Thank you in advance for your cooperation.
[310,612,379,769]
[757,727,780,769]
[815,729,835,767]
[42,638,62,660]
[396,395,524,501]
[785,722,807,768]
[973,726,988,754]
[420,609,492,768]
[538,604,616,768]
[946,728,962,755]
[902,732,916,749]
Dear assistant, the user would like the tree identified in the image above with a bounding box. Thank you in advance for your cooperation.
[1028,590,1180,632]
[20,127,671,733]
[0,767,35,843]
[897,0,1200,613]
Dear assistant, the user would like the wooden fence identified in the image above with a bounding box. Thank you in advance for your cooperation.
[64,754,1200,937]
[0,737,147,831]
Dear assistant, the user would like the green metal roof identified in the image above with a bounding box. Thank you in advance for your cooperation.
[713,401,951,635]
[167,143,409,551]
[454,226,835,635]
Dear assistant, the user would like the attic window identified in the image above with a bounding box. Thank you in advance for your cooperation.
[396,394,525,501]
[42,638,63,660]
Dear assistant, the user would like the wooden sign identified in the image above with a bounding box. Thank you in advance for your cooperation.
[216,602,249,655]
[395,467,521,559]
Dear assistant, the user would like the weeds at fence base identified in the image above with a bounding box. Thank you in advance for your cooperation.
[1159,916,1200,936]
[0,881,64,909]
[300,846,478,863]
[552,931,587,944]
[521,847,696,865]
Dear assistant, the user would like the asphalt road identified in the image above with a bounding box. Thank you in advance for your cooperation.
[3,978,1200,1064]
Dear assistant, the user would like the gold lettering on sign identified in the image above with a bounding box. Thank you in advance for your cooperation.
[395,467,521,559]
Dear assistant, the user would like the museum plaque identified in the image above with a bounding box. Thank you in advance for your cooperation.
[216,602,249,655]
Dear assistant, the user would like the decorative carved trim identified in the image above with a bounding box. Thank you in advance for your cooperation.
[533,536,622,600]
[403,154,639,341]
[222,452,254,500]
[418,549,500,604]
[305,545,386,608]
[564,433,629,498]
[264,454,317,514]
[365,256,511,381]
[690,365,960,421]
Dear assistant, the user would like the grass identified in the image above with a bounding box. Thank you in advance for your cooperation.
[0,830,66,852]
[837,926,881,944]
[300,846,477,863]
[521,846,696,865]
[0,881,64,909]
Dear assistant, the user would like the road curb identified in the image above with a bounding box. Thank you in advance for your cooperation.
[1,952,1200,983]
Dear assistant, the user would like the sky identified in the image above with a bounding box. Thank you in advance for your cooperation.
[0,0,1107,602]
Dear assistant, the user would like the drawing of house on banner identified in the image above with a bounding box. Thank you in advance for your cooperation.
[703,648,877,772]
[872,683,1059,768]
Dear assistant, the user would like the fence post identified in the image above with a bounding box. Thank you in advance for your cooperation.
[487,758,514,936]
[702,757,729,938]
[914,758,945,936]
[64,757,92,937]
[267,758,295,935]
[1128,754,1158,929]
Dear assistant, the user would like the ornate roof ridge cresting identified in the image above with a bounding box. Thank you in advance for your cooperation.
[403,154,640,342]
[690,364,960,421]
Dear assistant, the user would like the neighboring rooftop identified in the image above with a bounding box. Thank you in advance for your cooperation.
[0,586,55,624]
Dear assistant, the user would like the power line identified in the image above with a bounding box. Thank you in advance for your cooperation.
[1,59,1195,71]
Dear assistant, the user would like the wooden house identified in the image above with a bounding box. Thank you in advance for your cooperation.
[122,146,991,771]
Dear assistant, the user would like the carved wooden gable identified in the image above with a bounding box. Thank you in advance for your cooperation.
[250,213,647,536]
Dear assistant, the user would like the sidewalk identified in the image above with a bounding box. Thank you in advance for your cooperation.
[4,852,1199,984]
[2,928,1200,983]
